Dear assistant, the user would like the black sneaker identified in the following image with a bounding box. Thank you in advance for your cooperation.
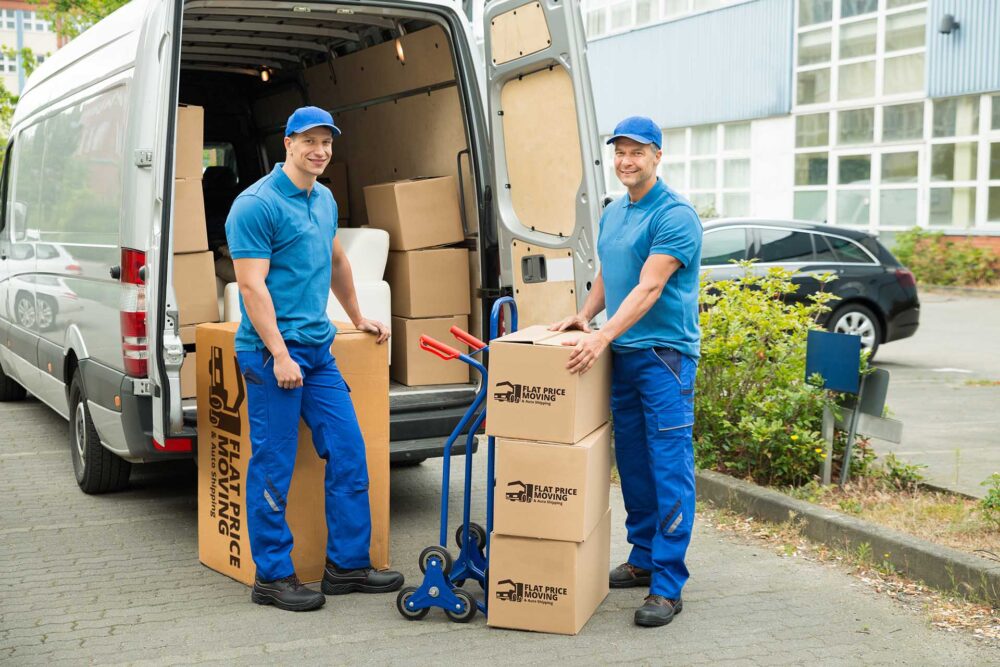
[609,562,652,588]
[321,560,405,595]
[251,575,325,611]
[634,595,683,627]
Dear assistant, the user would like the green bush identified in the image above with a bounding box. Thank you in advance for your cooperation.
[694,264,854,487]
[876,453,926,490]
[980,473,1000,529]
[892,227,1000,287]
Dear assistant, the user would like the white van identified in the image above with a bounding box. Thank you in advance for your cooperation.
[0,0,604,493]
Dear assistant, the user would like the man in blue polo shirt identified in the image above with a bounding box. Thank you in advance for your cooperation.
[551,116,702,627]
[226,106,403,611]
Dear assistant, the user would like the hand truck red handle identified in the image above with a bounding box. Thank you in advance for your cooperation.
[419,335,462,361]
[449,326,486,351]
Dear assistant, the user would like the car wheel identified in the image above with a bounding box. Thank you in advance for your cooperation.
[15,292,36,329]
[35,296,57,331]
[69,372,131,494]
[0,363,27,401]
[830,303,882,359]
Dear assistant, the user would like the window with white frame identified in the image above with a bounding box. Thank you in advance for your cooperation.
[24,11,51,32]
[0,53,17,74]
[1,9,16,30]
[582,0,748,38]
[990,94,1000,223]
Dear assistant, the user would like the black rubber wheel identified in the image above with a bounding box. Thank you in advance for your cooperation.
[418,545,453,576]
[395,586,428,621]
[0,363,27,402]
[69,372,131,494]
[445,588,477,623]
[828,303,883,360]
[454,522,487,551]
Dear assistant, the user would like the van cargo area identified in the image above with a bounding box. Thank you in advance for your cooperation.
[172,3,490,462]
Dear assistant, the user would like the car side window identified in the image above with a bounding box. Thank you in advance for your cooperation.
[826,235,872,263]
[701,228,747,266]
[755,228,814,263]
[813,234,839,262]
[35,243,59,259]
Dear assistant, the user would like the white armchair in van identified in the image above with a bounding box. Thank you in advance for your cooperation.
[221,228,392,361]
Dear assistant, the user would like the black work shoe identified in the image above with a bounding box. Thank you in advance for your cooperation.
[609,562,652,588]
[321,560,405,595]
[634,594,683,627]
[251,575,325,611]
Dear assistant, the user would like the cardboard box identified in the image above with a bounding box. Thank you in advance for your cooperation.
[362,176,464,250]
[173,252,220,326]
[494,423,611,542]
[173,178,208,254]
[486,326,611,444]
[179,325,196,346]
[196,321,390,585]
[386,248,471,318]
[488,509,611,635]
[390,315,469,386]
[180,351,197,399]
[175,104,204,180]
[320,162,350,219]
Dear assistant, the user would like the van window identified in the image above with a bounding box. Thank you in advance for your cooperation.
[203,142,238,184]
[755,228,815,263]
[701,228,747,266]
[10,122,46,241]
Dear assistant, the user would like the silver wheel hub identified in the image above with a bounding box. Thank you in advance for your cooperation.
[36,300,53,329]
[834,311,876,349]
[16,298,35,329]
[74,401,87,463]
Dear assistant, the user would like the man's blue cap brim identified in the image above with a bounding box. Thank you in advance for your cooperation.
[286,122,342,137]
[606,132,660,148]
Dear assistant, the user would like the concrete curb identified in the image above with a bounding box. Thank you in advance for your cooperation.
[696,469,1000,605]
[922,284,1000,298]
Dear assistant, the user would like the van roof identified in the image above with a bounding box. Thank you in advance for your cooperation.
[13,0,150,126]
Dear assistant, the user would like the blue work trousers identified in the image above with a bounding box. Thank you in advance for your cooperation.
[611,347,697,599]
[237,342,371,582]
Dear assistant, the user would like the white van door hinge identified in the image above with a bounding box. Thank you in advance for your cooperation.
[135,149,154,168]
[132,379,152,396]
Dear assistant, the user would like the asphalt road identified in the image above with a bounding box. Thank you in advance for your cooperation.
[873,290,1000,497]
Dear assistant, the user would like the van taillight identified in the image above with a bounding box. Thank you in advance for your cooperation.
[120,248,147,377]
[895,268,916,289]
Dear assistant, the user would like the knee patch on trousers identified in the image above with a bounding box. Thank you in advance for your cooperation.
[659,500,685,536]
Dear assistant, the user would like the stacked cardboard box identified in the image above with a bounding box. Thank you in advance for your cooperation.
[173,104,218,399]
[485,325,613,635]
[364,176,471,386]
[196,321,391,584]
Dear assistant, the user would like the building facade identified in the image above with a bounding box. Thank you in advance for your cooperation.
[584,0,1000,237]
[0,1,58,95]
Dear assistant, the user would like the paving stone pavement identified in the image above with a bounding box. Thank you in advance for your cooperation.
[1,397,997,666]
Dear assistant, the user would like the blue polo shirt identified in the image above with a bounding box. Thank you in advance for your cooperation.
[225,164,339,352]
[597,178,702,359]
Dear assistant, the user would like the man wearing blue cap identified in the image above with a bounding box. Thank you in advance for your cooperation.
[551,116,702,627]
[226,106,403,611]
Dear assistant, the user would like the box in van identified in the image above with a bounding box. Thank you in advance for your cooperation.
[172,178,208,254]
[390,314,469,386]
[386,247,471,318]
[175,104,204,180]
[363,177,464,251]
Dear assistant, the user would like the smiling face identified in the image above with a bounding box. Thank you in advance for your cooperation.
[613,137,661,191]
[284,126,334,177]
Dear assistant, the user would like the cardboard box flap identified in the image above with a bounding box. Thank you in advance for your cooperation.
[536,331,598,348]
[493,325,601,348]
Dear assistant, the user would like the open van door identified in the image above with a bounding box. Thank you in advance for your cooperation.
[484,0,604,327]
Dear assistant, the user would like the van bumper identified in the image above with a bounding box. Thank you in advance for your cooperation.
[119,378,195,462]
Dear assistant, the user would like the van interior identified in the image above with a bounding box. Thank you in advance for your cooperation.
[175,2,486,450]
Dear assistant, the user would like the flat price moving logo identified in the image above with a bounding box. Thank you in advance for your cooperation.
[505,480,578,506]
[493,380,566,406]
[208,346,246,569]
[495,579,568,606]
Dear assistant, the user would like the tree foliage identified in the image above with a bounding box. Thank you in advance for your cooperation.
[33,0,130,40]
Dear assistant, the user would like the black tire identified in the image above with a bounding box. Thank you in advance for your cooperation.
[418,545,453,576]
[444,588,477,623]
[0,363,27,401]
[395,586,429,621]
[454,522,487,551]
[828,303,883,360]
[69,373,131,494]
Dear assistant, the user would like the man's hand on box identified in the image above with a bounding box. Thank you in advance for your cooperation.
[549,313,593,333]
[356,318,390,344]
[273,353,304,390]
[562,331,609,375]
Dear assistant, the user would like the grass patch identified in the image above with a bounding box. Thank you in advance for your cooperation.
[964,379,1000,387]
[784,478,1000,561]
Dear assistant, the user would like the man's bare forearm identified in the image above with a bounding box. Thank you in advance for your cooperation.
[599,281,661,343]
[240,282,289,358]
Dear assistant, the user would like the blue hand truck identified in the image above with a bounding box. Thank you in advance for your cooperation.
[395,296,518,623]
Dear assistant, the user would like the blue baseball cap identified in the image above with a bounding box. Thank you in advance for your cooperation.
[606,116,662,150]
[285,106,341,137]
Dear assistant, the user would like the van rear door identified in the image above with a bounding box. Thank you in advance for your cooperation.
[483,0,604,327]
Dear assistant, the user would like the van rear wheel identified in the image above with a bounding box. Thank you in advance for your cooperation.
[0,364,27,401]
[69,373,131,494]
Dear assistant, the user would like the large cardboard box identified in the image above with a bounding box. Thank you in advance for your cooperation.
[175,104,204,180]
[320,162,350,219]
[488,509,611,635]
[385,248,471,318]
[390,315,469,386]
[494,423,611,542]
[196,322,390,585]
[180,351,197,399]
[173,178,208,254]
[486,326,611,444]
[173,252,220,326]
[362,176,464,250]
